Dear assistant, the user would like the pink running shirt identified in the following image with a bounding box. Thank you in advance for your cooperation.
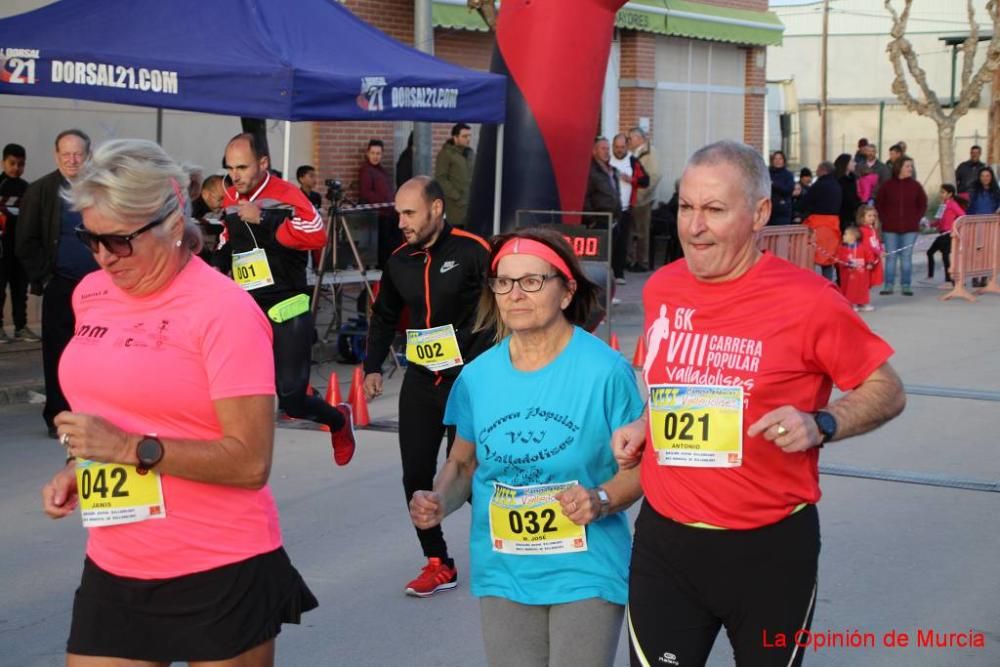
[60,257,281,579]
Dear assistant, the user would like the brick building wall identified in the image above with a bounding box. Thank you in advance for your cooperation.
[312,1,770,199]
[311,2,494,202]
[619,31,657,142]
[744,46,767,150]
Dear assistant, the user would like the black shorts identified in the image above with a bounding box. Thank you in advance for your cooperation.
[67,547,318,662]
[628,501,820,667]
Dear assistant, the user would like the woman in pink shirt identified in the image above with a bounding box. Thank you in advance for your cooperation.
[40,139,316,666]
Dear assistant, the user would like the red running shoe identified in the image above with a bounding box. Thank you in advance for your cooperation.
[404,558,458,598]
[331,403,356,466]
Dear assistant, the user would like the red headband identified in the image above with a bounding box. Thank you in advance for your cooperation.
[491,238,573,280]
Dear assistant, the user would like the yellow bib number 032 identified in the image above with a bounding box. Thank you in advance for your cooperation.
[648,384,744,468]
[488,481,587,555]
[232,248,275,291]
[405,324,463,372]
[74,460,167,528]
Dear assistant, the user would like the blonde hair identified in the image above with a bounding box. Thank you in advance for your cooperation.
[855,204,879,233]
[67,138,203,253]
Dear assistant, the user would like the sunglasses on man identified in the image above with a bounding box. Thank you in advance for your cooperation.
[74,213,171,258]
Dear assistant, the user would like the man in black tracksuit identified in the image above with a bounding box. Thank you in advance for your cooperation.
[364,176,492,597]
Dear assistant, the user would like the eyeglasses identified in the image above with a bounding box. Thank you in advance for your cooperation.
[487,274,560,294]
[75,215,169,258]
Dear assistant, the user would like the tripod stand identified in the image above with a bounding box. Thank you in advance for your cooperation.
[310,186,401,374]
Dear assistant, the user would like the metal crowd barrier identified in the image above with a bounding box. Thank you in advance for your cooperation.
[756,224,813,270]
[941,214,1000,302]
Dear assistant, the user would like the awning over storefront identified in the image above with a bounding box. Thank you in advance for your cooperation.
[433,0,783,46]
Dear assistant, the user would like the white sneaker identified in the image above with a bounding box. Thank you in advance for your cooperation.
[611,297,623,306]
[614,277,627,286]
[860,304,875,312]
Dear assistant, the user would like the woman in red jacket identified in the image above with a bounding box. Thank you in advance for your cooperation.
[875,158,927,296]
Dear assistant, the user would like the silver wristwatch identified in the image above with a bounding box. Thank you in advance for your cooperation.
[595,487,611,520]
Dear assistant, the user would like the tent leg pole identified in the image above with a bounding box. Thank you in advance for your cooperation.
[155,109,163,145]
[493,123,504,236]
[283,121,292,179]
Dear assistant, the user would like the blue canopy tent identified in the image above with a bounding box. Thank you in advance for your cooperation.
[0,0,505,121]
[0,0,507,226]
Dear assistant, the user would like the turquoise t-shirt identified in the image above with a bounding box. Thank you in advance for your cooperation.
[444,326,644,606]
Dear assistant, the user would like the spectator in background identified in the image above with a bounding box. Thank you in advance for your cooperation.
[801,162,843,280]
[876,157,926,296]
[768,150,794,226]
[396,131,414,190]
[16,129,98,437]
[0,143,34,344]
[886,144,904,175]
[584,137,621,233]
[966,166,1000,215]
[834,153,860,232]
[191,174,227,261]
[627,127,661,272]
[956,146,986,195]
[359,139,400,268]
[609,133,648,285]
[435,123,475,228]
[859,144,891,192]
[296,165,323,211]
[854,138,869,166]
[791,167,812,223]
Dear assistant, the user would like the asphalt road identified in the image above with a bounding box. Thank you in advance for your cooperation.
[2,256,999,665]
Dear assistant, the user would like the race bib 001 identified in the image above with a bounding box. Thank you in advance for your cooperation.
[648,384,744,468]
[488,481,587,556]
[232,248,275,291]
[74,460,166,528]
[405,324,463,371]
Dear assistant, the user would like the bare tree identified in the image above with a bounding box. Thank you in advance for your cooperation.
[885,0,1000,183]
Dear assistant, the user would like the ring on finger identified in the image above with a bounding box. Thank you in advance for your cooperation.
[60,432,71,447]
[775,424,788,436]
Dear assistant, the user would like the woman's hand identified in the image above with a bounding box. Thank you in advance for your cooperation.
[54,412,133,465]
[41,463,79,519]
[409,490,445,529]
[556,485,600,526]
[611,415,647,470]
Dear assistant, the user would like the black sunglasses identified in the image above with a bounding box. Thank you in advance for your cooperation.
[75,215,169,258]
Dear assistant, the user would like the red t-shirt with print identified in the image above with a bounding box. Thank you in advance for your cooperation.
[640,253,894,529]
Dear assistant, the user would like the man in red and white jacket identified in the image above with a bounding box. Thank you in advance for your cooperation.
[218,133,356,466]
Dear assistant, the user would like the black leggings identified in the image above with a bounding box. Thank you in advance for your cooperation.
[926,233,952,282]
[628,502,820,667]
[271,311,345,431]
[398,369,456,560]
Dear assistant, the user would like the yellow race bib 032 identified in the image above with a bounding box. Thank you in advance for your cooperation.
[648,384,744,467]
[74,460,167,528]
[488,481,588,555]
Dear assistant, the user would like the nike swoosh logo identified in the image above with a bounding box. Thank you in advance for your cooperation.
[440,261,459,274]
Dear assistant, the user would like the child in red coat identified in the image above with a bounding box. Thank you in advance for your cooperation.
[857,205,884,295]
[837,225,875,311]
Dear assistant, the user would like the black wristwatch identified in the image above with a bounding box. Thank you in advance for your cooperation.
[813,411,838,447]
[136,435,165,472]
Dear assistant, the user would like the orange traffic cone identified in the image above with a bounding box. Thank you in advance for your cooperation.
[632,335,647,368]
[609,333,621,351]
[318,372,342,432]
[348,366,360,404]
[325,371,343,406]
[350,366,370,427]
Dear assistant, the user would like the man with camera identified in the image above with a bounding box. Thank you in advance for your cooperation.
[218,132,357,466]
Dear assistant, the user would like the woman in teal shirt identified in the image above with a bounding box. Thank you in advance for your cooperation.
[410,228,644,667]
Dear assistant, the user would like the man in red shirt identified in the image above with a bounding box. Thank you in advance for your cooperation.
[614,140,905,667]
[357,139,398,268]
